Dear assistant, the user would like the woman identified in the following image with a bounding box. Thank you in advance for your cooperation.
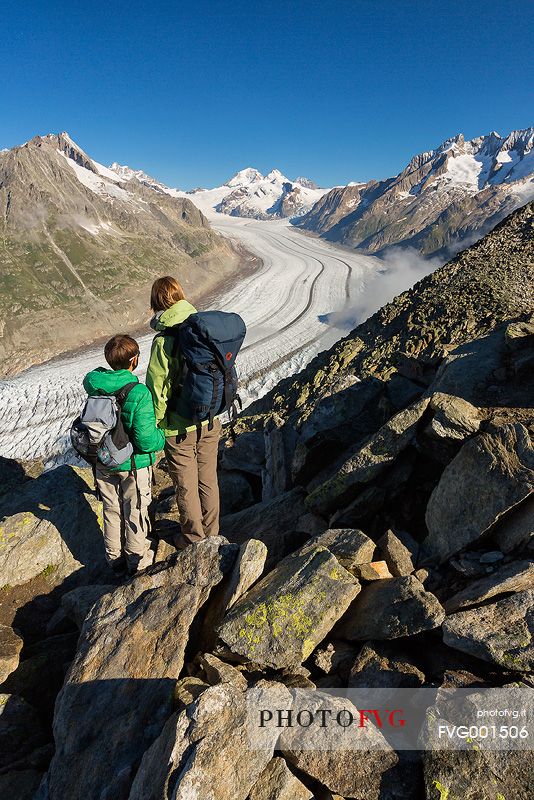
[146,276,221,548]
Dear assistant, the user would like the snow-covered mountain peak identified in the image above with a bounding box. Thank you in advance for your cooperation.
[265,168,288,183]
[225,168,264,187]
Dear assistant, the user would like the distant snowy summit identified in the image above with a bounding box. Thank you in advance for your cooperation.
[185,167,329,220]
[296,127,534,257]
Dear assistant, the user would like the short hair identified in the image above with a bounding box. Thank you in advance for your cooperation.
[150,276,186,312]
[104,334,140,370]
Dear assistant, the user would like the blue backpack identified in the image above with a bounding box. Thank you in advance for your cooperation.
[160,311,246,429]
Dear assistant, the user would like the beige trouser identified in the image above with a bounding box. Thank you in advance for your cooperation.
[164,419,221,546]
[95,465,153,570]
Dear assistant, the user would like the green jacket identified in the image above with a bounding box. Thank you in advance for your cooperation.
[83,368,165,471]
[146,299,213,437]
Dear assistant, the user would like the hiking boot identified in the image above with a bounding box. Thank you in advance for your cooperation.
[110,556,127,578]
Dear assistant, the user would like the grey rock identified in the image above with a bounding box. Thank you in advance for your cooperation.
[313,641,359,681]
[429,328,506,405]
[378,529,415,576]
[47,584,114,633]
[197,652,248,689]
[129,680,290,800]
[353,561,394,580]
[336,576,445,640]
[0,625,23,683]
[423,423,534,563]
[0,693,46,770]
[262,416,296,501]
[0,465,108,588]
[280,689,398,798]
[414,568,429,584]
[305,527,376,571]
[219,470,255,515]
[220,538,267,612]
[0,769,43,800]
[217,545,360,669]
[306,398,429,515]
[443,590,533,670]
[174,676,209,709]
[201,538,267,650]
[426,392,480,440]
[219,488,308,564]
[249,757,313,800]
[2,633,78,723]
[220,431,265,475]
[478,550,505,564]
[491,493,534,553]
[44,537,238,800]
[348,642,425,689]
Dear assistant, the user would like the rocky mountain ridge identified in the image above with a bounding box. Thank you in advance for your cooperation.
[0,202,532,799]
[0,132,242,376]
[296,127,534,258]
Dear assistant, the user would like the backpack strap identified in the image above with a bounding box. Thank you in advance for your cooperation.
[114,381,138,406]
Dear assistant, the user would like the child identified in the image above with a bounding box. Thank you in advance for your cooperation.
[83,334,165,577]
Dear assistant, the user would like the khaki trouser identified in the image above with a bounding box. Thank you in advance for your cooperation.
[164,419,221,545]
[96,465,153,570]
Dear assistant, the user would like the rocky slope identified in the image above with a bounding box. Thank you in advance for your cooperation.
[0,133,241,376]
[0,203,533,799]
[296,128,534,257]
[186,167,328,220]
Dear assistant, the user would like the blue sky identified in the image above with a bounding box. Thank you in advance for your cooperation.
[1,0,532,189]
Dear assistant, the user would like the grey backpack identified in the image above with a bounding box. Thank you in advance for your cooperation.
[70,383,137,469]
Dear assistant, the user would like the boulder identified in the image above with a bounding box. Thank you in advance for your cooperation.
[305,528,376,571]
[262,416,297,500]
[429,329,505,405]
[353,561,393,580]
[47,584,114,632]
[0,693,46,770]
[0,625,23,683]
[196,652,248,689]
[249,757,313,800]
[129,680,290,800]
[280,690,398,798]
[174,676,209,709]
[219,488,308,562]
[217,545,360,669]
[336,576,445,641]
[313,641,359,681]
[377,529,415,576]
[442,590,533,671]
[2,633,78,723]
[421,392,481,463]
[348,642,425,689]
[329,450,416,528]
[220,431,265,475]
[0,769,44,800]
[219,470,255,515]
[423,423,534,564]
[43,537,238,800]
[201,539,267,650]
[444,560,534,613]
[218,538,267,612]
[0,465,108,588]
[491,493,534,553]
[291,377,386,486]
[306,398,429,515]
